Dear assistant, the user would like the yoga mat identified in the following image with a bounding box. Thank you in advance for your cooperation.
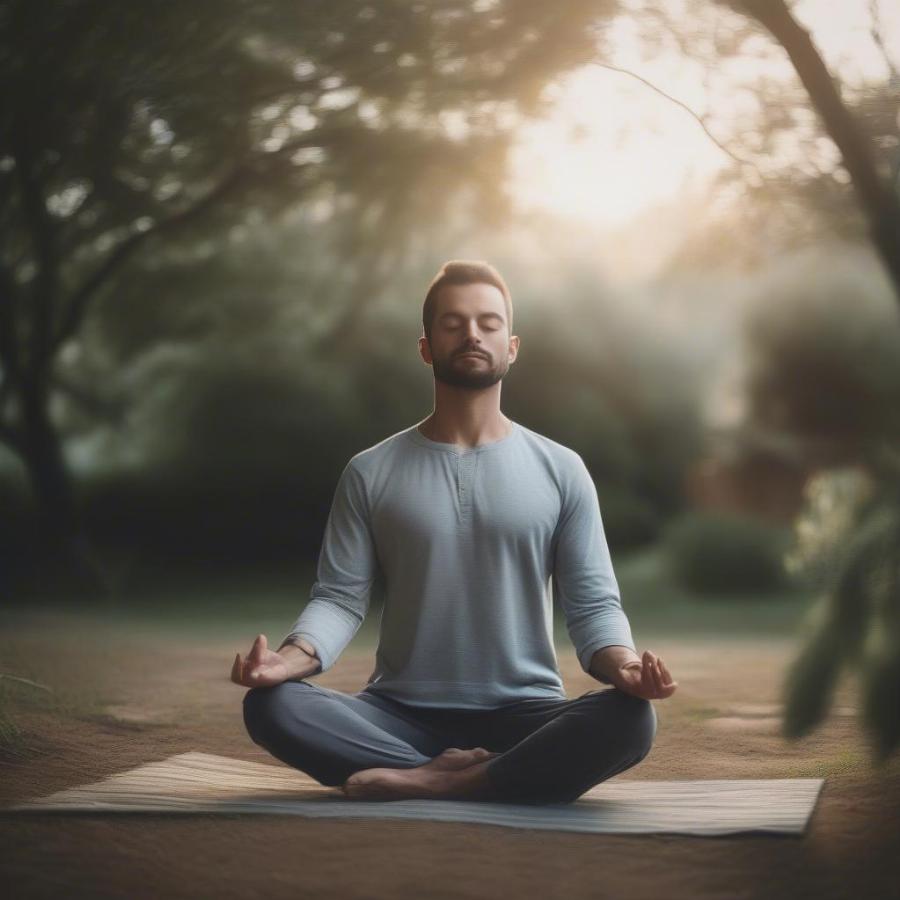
[6,752,824,836]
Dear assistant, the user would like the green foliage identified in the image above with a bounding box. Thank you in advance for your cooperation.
[662,510,792,596]
[0,0,623,576]
[741,245,900,462]
[780,615,844,741]
[861,641,900,764]
[782,458,900,763]
[594,484,663,551]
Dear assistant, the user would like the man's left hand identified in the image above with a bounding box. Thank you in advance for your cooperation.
[613,649,678,700]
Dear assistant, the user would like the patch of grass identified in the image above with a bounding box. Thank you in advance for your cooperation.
[0,651,125,757]
[780,748,871,779]
[0,676,54,762]
[612,544,814,638]
[3,561,321,634]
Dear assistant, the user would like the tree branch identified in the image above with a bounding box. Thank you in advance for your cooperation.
[52,130,340,357]
[589,61,767,177]
[52,165,247,354]
[51,372,126,423]
[10,122,59,375]
[725,0,900,299]
[868,0,900,82]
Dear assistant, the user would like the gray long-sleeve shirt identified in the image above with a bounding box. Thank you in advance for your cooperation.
[283,420,636,708]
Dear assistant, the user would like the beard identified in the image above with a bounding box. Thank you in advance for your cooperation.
[431,349,510,389]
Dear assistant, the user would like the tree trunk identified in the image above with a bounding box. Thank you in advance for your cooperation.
[735,0,900,300]
[19,376,104,599]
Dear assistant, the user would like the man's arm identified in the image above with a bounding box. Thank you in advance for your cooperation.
[552,455,638,685]
[281,460,380,674]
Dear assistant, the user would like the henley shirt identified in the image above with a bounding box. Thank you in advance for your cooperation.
[282,420,637,709]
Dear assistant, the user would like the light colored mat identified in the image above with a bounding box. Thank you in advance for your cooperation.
[7,752,824,836]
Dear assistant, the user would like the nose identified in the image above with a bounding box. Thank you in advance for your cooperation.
[460,322,485,349]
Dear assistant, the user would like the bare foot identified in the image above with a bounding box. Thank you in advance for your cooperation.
[343,747,500,801]
[417,747,498,772]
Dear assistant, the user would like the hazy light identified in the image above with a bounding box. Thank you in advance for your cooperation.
[509,0,899,229]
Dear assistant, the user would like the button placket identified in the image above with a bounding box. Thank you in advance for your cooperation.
[457,451,476,517]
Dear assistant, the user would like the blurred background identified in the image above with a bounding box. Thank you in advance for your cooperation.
[1,1,899,753]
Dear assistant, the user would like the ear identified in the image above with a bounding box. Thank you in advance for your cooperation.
[418,335,433,366]
[507,334,520,365]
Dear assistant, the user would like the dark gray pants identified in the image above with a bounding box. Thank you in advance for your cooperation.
[243,681,657,805]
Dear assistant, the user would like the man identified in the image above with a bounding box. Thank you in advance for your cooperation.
[233,260,677,804]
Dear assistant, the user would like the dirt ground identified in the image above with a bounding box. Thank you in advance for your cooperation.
[1,616,899,900]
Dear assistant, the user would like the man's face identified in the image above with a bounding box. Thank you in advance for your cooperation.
[419,282,519,389]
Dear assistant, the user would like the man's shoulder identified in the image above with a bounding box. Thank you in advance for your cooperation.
[345,425,417,477]
[515,423,585,473]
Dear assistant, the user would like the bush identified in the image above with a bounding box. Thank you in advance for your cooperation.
[597,485,663,552]
[663,510,792,596]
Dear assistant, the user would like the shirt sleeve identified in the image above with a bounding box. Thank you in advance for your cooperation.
[552,455,636,682]
[281,460,379,673]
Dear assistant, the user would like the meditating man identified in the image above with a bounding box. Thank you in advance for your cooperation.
[233,259,677,804]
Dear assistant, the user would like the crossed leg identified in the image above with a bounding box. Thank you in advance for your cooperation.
[243,682,657,805]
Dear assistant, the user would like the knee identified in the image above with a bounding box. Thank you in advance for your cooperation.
[616,693,657,761]
[242,681,314,746]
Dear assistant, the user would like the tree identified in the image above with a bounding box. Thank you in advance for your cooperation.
[715,0,900,765]
[603,0,900,762]
[726,0,900,295]
[0,0,617,588]
[632,0,900,761]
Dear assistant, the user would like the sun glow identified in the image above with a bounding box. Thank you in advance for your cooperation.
[508,1,900,229]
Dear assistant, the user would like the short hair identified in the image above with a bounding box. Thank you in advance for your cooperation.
[422,260,513,342]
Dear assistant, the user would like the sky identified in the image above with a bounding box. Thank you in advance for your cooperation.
[508,0,900,229]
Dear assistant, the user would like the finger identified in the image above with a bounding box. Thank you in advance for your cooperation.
[641,651,655,694]
[651,656,665,693]
[238,654,254,687]
[248,634,266,667]
[241,653,255,684]
[645,650,663,697]
[657,655,678,697]
[657,662,677,695]
[658,657,674,686]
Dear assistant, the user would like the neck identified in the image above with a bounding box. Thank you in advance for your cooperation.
[419,383,511,449]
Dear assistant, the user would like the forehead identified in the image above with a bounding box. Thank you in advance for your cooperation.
[433,282,507,319]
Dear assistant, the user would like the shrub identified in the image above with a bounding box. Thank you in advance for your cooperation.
[598,485,663,552]
[663,510,792,596]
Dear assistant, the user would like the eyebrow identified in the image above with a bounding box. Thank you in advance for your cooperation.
[439,311,504,322]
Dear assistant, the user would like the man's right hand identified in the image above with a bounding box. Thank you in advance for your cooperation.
[230,634,320,688]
